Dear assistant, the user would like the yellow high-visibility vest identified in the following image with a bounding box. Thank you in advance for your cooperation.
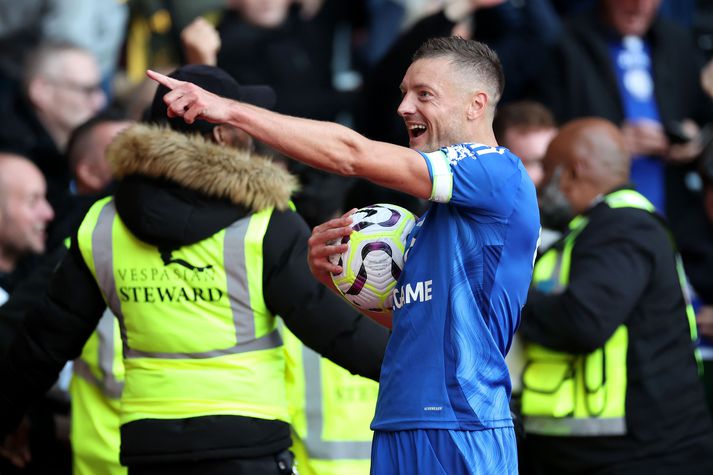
[76,196,289,425]
[70,309,125,475]
[282,326,377,475]
[522,189,700,436]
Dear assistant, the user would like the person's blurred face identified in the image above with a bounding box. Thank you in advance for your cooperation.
[602,0,661,36]
[42,50,106,133]
[398,57,474,152]
[558,156,592,215]
[543,137,593,215]
[231,0,290,28]
[76,121,131,193]
[0,158,54,255]
[503,127,556,188]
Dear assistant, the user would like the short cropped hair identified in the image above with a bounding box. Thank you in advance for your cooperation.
[413,36,505,104]
[493,100,557,143]
[66,108,127,171]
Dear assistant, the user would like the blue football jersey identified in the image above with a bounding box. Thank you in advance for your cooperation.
[371,143,540,431]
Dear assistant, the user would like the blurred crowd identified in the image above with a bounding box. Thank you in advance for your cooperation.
[1,0,713,474]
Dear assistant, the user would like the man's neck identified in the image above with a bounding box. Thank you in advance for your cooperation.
[35,111,69,152]
[474,123,498,147]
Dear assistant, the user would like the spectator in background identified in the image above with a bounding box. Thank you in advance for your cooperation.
[217,0,352,121]
[0,0,126,94]
[493,100,558,416]
[0,154,54,306]
[0,153,60,475]
[0,42,105,218]
[535,0,713,220]
[494,100,557,190]
[66,112,131,198]
[534,1,713,343]
[45,110,133,250]
[0,112,131,475]
[520,117,713,474]
[494,100,569,246]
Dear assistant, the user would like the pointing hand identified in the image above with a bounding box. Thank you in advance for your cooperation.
[146,69,233,125]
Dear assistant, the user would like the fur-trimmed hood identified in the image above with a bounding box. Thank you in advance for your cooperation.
[107,124,298,212]
[105,124,299,248]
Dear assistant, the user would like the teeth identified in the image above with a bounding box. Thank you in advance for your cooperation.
[409,124,426,131]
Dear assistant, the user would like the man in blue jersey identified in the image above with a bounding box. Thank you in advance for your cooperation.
[148,36,540,474]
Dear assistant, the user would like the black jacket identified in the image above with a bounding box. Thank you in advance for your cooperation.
[0,125,389,464]
[520,188,713,473]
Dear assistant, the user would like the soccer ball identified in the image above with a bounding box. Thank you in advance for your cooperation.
[329,204,416,312]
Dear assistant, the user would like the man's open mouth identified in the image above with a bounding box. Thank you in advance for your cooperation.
[409,124,427,138]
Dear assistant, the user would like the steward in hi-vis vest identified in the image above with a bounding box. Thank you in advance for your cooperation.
[521,188,713,473]
[519,118,713,475]
[0,124,389,474]
[282,325,378,475]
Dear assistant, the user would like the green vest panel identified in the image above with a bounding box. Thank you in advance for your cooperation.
[77,197,289,425]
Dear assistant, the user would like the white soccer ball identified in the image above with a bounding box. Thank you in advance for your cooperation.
[329,204,416,312]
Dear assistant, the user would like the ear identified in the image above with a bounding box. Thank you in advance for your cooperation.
[75,161,104,194]
[213,124,253,150]
[211,125,224,145]
[466,91,488,121]
[573,152,595,180]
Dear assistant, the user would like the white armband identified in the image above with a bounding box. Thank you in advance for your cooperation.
[424,150,453,203]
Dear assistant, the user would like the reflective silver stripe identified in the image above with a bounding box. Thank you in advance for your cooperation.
[524,416,626,436]
[95,308,123,398]
[302,346,372,460]
[125,329,282,359]
[73,358,103,390]
[73,359,123,399]
[74,308,124,399]
[550,252,565,293]
[223,218,256,343]
[92,201,130,357]
[91,205,281,360]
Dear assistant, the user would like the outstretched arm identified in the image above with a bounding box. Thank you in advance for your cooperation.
[146,70,432,200]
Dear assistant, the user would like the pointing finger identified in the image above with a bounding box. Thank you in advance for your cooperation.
[146,69,183,90]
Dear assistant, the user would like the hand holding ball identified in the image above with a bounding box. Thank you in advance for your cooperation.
[329,204,416,312]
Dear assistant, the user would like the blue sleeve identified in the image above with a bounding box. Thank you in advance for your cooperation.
[420,144,525,217]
